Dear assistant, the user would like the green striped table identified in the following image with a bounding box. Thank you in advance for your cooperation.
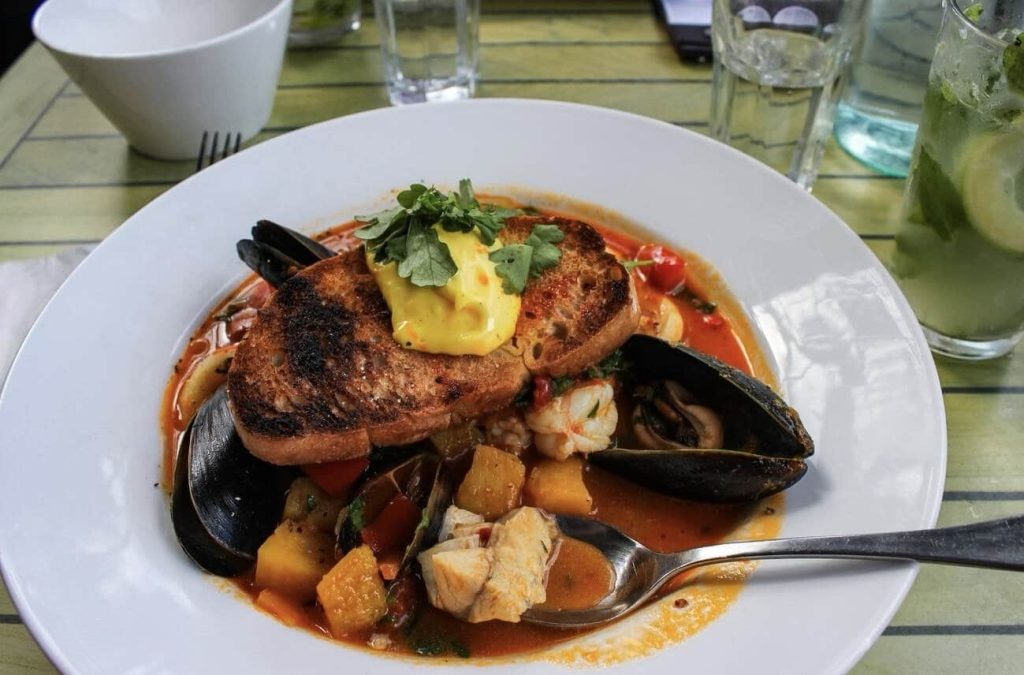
[1,2,1021,672]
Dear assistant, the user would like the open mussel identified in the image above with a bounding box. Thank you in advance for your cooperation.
[336,451,452,570]
[236,219,335,287]
[171,387,296,575]
[172,222,333,574]
[590,334,814,503]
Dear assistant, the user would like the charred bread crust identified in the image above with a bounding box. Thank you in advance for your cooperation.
[228,216,640,465]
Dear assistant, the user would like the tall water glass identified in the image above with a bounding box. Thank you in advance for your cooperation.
[374,0,480,105]
[889,0,1024,360]
[833,0,943,176]
[710,0,868,189]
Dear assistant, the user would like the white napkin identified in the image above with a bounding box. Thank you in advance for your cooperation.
[0,246,94,385]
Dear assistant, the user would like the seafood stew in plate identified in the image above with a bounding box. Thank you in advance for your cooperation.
[162,185,813,660]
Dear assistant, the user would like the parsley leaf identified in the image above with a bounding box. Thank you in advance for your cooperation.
[347,496,366,530]
[489,223,565,294]
[621,259,654,272]
[489,244,533,294]
[397,220,458,287]
[525,224,565,273]
[550,375,575,397]
[586,350,629,379]
[354,179,512,288]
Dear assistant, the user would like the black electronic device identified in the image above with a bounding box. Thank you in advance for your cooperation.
[655,0,713,63]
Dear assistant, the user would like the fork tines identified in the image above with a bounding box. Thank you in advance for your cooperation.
[195,131,242,173]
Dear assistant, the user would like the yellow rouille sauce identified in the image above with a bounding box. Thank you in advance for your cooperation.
[366,226,521,356]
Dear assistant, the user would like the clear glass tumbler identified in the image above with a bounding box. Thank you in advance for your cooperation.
[709,0,869,189]
[833,0,943,177]
[289,0,362,47]
[374,0,480,105]
[889,0,1024,360]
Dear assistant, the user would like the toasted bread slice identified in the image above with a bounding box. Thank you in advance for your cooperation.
[228,216,639,465]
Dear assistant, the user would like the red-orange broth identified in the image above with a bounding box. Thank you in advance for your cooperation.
[162,204,772,660]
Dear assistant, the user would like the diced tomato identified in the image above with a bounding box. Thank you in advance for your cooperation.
[532,376,552,408]
[360,494,422,556]
[377,553,403,581]
[635,244,687,293]
[701,312,724,329]
[301,457,369,498]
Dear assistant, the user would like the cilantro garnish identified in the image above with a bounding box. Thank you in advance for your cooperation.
[621,258,654,272]
[355,180,561,294]
[1004,33,1024,94]
[586,350,629,379]
[355,180,507,288]
[347,495,366,530]
[550,375,576,397]
[488,223,565,294]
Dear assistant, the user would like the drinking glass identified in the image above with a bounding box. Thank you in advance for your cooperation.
[289,0,362,47]
[709,0,868,189]
[374,0,480,105]
[833,0,943,177]
[889,0,1024,360]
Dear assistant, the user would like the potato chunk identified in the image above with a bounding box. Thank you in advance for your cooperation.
[316,545,387,636]
[455,444,526,519]
[524,457,593,516]
[255,521,335,602]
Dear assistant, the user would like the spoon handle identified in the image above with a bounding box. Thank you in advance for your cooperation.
[676,515,1024,573]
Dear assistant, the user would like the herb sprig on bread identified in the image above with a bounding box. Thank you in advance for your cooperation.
[354,179,561,292]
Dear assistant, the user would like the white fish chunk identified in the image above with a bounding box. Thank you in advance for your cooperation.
[438,505,485,542]
[466,507,559,623]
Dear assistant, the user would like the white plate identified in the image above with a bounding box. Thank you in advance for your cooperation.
[0,100,945,675]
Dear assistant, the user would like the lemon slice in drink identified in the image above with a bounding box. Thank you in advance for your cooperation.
[959,127,1024,253]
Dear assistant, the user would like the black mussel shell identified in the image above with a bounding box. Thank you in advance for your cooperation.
[236,220,335,287]
[589,334,813,503]
[253,220,335,264]
[620,334,813,459]
[171,388,295,576]
[591,447,807,503]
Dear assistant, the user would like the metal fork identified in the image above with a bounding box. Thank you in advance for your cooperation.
[194,131,242,172]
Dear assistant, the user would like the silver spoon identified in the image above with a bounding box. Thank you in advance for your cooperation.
[523,513,1024,629]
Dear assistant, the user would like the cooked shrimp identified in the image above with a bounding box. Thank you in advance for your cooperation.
[525,381,617,460]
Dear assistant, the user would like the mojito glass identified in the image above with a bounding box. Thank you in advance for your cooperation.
[890,0,1024,359]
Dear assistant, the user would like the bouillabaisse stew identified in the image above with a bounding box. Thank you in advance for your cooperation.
[163,188,812,662]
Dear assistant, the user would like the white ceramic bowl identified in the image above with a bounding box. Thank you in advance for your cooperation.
[32,0,293,160]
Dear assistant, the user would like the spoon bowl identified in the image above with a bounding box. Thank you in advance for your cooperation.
[524,513,1024,629]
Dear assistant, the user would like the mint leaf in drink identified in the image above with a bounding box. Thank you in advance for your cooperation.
[1004,33,1024,94]
[914,146,966,241]
[963,3,983,23]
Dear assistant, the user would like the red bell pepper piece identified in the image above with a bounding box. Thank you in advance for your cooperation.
[360,494,422,556]
[301,457,369,498]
